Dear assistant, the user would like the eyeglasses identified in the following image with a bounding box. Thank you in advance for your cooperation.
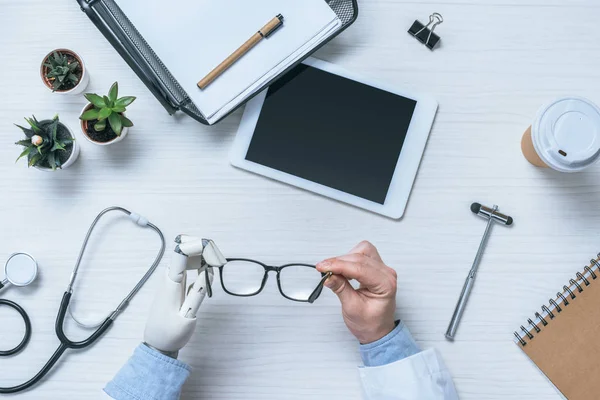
[203,258,332,303]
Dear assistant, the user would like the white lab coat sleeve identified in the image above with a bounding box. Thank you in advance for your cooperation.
[359,348,459,400]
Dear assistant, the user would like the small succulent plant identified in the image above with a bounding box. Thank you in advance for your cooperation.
[15,115,74,170]
[80,82,135,136]
[43,51,81,91]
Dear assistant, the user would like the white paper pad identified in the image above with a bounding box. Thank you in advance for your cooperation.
[116,0,341,123]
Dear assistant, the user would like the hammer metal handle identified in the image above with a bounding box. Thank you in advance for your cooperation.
[445,272,476,339]
[445,207,496,340]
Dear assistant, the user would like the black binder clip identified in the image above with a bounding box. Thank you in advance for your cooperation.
[408,13,443,50]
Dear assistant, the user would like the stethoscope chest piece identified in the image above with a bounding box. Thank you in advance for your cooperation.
[3,253,38,288]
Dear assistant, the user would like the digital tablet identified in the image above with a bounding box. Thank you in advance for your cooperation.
[230,58,438,219]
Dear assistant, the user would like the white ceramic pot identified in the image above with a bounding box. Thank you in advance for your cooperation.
[79,103,129,146]
[33,122,80,172]
[40,49,90,95]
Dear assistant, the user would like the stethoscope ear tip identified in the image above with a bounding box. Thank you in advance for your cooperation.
[3,253,38,288]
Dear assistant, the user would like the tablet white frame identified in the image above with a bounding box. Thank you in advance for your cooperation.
[230,57,438,219]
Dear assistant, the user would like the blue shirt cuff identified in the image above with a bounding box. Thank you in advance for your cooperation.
[104,343,191,400]
[359,320,421,367]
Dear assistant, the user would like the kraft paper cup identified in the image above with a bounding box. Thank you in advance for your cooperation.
[521,97,600,172]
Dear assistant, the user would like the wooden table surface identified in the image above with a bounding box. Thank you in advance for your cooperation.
[2,0,600,398]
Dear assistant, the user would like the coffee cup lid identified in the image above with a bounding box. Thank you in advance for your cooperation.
[532,97,600,172]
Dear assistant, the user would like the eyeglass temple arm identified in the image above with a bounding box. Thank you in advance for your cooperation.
[308,272,333,304]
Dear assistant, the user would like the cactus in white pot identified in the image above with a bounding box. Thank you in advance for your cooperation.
[15,115,79,171]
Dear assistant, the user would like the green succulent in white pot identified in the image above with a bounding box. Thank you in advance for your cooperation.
[79,82,136,146]
[15,115,79,171]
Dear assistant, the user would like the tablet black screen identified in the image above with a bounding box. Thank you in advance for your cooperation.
[245,64,417,205]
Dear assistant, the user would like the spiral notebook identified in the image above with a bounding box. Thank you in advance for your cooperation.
[514,254,600,400]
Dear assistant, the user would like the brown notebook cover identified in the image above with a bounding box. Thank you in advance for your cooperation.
[515,256,600,400]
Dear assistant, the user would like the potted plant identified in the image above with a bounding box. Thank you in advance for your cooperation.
[40,49,89,95]
[15,115,80,171]
[79,82,136,145]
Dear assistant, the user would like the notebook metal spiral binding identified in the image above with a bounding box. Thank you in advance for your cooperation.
[514,253,600,346]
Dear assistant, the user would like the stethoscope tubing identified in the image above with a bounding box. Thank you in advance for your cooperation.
[0,206,165,394]
[0,299,32,357]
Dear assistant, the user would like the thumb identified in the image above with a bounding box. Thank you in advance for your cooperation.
[324,274,356,305]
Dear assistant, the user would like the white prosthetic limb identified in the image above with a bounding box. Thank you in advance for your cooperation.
[144,236,227,357]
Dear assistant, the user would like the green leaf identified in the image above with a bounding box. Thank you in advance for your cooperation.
[15,124,34,138]
[25,117,42,134]
[52,79,62,91]
[51,118,58,142]
[108,112,122,136]
[15,139,31,147]
[103,96,111,107]
[115,96,136,108]
[16,146,33,162]
[112,106,126,113]
[37,145,43,155]
[120,115,134,128]
[51,141,65,151]
[68,61,79,71]
[28,153,41,167]
[98,108,112,121]
[47,152,57,171]
[84,93,106,108]
[94,120,106,131]
[80,108,100,121]
[108,82,118,102]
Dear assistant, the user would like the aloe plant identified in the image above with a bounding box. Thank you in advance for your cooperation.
[15,115,74,170]
[80,82,135,136]
[43,51,81,91]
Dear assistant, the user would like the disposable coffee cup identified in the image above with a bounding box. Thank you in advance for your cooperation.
[521,97,600,172]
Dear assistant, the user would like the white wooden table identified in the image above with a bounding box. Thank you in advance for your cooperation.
[2,0,600,398]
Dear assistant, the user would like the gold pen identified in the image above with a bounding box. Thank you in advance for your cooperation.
[197,14,284,90]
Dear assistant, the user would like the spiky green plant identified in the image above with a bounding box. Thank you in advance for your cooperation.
[15,115,74,170]
[43,52,81,91]
[80,82,135,136]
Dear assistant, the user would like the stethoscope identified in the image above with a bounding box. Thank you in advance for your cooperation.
[0,206,166,394]
[0,253,38,357]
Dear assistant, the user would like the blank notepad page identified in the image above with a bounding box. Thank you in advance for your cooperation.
[116,0,339,120]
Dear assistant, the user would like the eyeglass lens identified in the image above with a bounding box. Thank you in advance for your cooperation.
[221,260,265,295]
[278,264,325,301]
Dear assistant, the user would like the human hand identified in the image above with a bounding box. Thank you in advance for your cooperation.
[316,241,397,344]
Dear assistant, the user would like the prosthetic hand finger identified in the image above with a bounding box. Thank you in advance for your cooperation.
[179,268,214,318]
[176,238,227,268]
[144,269,197,353]
[175,234,197,244]
[202,239,227,267]
[168,250,189,283]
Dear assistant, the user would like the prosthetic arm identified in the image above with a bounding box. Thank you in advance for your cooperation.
[144,235,227,356]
